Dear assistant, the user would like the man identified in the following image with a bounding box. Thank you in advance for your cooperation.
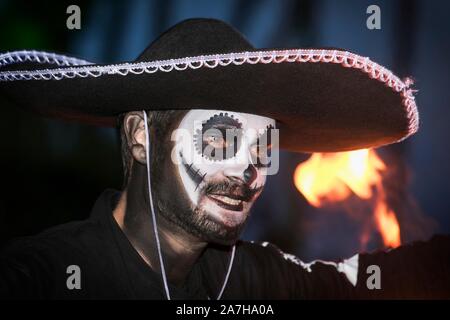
[0,19,449,299]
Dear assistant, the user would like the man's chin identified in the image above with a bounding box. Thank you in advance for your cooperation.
[201,225,243,246]
[198,211,250,246]
[166,195,254,245]
[188,209,246,246]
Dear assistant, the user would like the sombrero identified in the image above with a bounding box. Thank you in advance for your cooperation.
[0,18,418,153]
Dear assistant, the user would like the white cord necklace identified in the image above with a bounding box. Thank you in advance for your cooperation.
[142,111,235,300]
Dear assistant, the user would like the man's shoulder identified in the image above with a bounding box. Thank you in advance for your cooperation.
[1,217,109,260]
[224,240,305,299]
[38,217,105,243]
[236,240,283,254]
[234,240,294,267]
[0,216,124,299]
[235,240,354,275]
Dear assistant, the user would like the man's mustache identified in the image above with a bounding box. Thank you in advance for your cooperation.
[203,180,263,202]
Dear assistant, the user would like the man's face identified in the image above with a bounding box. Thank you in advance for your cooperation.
[162,110,276,244]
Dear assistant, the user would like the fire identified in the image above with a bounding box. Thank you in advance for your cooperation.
[294,149,401,248]
[374,200,401,248]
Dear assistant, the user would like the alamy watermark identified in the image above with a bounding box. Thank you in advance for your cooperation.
[366,264,381,289]
[366,5,381,30]
[66,265,81,290]
[66,5,81,30]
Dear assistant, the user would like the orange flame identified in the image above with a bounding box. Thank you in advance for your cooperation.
[294,149,401,248]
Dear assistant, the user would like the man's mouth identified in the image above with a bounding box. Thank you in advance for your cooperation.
[207,193,245,211]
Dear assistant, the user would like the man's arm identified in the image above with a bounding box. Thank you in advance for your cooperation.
[261,235,450,299]
[354,234,450,299]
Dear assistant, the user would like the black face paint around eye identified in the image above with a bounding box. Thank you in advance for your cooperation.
[194,112,243,161]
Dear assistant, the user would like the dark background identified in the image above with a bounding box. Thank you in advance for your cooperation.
[1,0,449,261]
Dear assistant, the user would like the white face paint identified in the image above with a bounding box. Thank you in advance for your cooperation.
[172,110,276,228]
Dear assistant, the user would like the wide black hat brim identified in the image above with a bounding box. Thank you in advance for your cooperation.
[0,19,418,153]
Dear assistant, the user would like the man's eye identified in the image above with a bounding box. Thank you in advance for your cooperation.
[251,144,272,156]
[251,144,272,167]
[196,113,243,161]
[205,135,227,148]
[198,128,241,161]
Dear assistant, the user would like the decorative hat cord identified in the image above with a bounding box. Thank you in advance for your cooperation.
[142,111,235,300]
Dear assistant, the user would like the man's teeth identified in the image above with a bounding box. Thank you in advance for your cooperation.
[209,194,243,206]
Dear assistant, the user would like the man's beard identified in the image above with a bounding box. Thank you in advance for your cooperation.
[155,178,260,245]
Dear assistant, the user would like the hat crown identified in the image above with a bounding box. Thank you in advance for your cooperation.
[135,18,254,62]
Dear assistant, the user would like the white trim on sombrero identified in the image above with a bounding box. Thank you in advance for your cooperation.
[0,50,92,68]
[0,49,419,138]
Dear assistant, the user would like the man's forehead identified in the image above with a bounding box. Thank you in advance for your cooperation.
[178,109,276,129]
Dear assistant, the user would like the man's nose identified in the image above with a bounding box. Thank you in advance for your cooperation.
[224,164,257,185]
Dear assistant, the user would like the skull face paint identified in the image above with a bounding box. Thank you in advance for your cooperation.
[172,110,276,235]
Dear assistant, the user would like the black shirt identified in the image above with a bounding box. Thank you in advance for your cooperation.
[1,189,449,299]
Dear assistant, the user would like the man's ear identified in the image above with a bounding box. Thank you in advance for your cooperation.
[124,111,148,165]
